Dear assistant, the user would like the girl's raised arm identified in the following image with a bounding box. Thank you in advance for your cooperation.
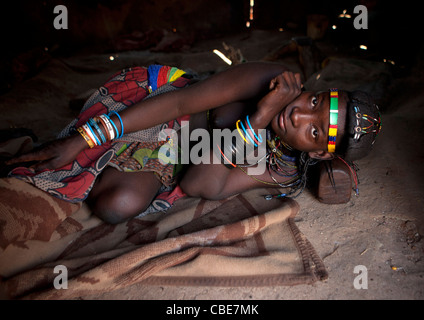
[114,62,288,134]
[6,62,290,171]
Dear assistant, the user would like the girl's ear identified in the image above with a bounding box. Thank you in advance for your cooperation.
[308,150,335,160]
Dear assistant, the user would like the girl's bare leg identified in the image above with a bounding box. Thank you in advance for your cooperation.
[87,167,162,224]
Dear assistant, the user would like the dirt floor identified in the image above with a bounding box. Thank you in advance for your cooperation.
[1,29,423,300]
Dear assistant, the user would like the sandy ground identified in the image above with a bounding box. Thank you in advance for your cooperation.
[0,30,423,300]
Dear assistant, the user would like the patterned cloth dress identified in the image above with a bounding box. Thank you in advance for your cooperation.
[10,65,192,216]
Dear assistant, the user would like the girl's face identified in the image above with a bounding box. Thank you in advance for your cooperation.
[270,90,348,159]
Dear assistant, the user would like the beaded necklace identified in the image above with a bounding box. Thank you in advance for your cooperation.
[238,130,309,199]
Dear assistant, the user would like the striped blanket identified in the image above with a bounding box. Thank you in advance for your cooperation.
[0,177,327,299]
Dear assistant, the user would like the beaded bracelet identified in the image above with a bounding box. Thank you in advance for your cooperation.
[103,114,120,140]
[216,143,237,168]
[236,120,249,145]
[77,111,124,149]
[239,120,257,147]
[77,126,95,148]
[235,116,262,148]
[108,111,124,138]
[89,118,107,144]
[217,115,264,169]
[82,123,100,146]
[96,115,115,140]
[246,115,263,143]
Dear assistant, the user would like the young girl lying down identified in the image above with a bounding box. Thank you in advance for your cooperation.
[6,62,381,224]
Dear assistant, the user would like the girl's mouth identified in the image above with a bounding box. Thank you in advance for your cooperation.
[279,107,287,134]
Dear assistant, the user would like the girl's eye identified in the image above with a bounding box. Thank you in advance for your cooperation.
[312,96,318,106]
[312,127,318,138]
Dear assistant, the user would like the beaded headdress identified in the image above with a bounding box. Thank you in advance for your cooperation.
[341,90,382,161]
[352,104,382,142]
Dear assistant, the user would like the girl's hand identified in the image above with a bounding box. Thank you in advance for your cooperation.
[5,134,88,171]
[257,71,302,120]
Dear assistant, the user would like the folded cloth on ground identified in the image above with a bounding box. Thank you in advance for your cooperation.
[0,177,327,300]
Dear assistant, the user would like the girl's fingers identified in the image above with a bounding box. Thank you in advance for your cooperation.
[282,71,299,91]
[30,160,53,172]
[5,152,39,165]
[294,73,302,89]
[5,147,55,169]
[269,78,276,90]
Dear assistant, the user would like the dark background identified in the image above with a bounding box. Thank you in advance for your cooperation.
[0,0,422,94]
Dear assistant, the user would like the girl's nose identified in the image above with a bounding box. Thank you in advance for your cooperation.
[291,107,313,128]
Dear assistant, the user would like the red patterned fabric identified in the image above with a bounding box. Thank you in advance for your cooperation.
[9,66,190,211]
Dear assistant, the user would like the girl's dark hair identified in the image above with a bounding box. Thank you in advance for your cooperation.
[338,90,382,161]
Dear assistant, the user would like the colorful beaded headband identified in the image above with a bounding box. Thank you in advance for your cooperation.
[328,88,339,153]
